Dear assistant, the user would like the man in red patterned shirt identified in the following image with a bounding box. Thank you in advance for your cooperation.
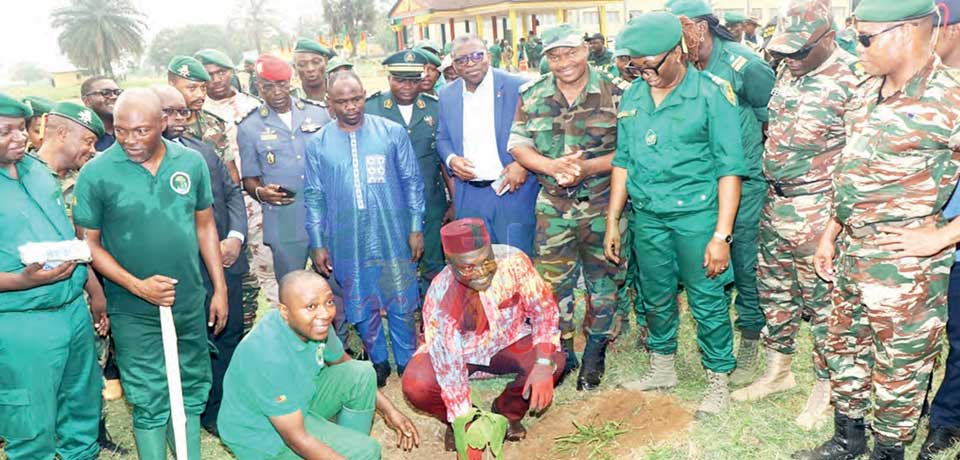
[401,218,566,452]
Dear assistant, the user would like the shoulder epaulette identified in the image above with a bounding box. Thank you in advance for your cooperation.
[421,92,438,101]
[235,104,261,125]
[519,73,548,93]
[730,55,749,72]
[201,109,226,125]
[301,98,327,109]
[366,90,383,101]
[703,71,738,106]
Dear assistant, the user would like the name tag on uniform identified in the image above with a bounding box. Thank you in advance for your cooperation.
[260,128,278,141]
[366,155,386,184]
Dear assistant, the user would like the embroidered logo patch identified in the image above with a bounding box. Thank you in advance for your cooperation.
[169,171,192,195]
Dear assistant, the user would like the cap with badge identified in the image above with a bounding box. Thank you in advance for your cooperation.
[725,11,748,25]
[294,38,335,58]
[854,0,936,21]
[0,93,33,119]
[382,50,427,79]
[168,55,211,82]
[767,0,833,54]
[256,54,293,81]
[414,47,442,67]
[326,57,354,74]
[194,49,235,70]
[939,0,960,24]
[50,101,105,138]
[618,12,683,57]
[22,96,55,119]
[541,24,586,53]
[666,0,714,18]
[416,40,442,57]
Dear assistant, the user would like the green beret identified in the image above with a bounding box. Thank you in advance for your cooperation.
[768,0,833,54]
[22,96,55,118]
[194,49,235,70]
[326,57,354,74]
[0,93,32,119]
[725,11,748,24]
[168,56,210,82]
[540,24,585,53]
[382,50,426,79]
[619,12,683,57]
[666,0,714,18]
[50,101,105,138]
[443,41,454,55]
[294,38,334,58]
[854,0,936,21]
[416,40,442,56]
[414,47,442,67]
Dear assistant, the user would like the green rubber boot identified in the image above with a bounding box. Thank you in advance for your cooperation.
[165,415,203,459]
[336,406,375,435]
[133,427,168,460]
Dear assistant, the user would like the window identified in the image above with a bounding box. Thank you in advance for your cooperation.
[582,11,599,26]
[606,11,620,25]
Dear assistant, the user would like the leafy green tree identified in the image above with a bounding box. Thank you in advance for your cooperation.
[50,0,147,76]
[321,0,379,56]
[9,62,51,85]
[146,24,248,71]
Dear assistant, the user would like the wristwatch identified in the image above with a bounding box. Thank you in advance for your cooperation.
[713,232,733,244]
[534,357,556,370]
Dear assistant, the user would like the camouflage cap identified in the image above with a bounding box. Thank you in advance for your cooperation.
[50,101,105,138]
[618,12,683,57]
[768,0,833,54]
[854,0,936,22]
[938,0,960,24]
[541,24,586,52]
[325,56,354,74]
[194,49,235,70]
[294,38,334,58]
[414,47,442,67]
[168,55,211,82]
[0,93,32,119]
[22,96,55,118]
[666,0,714,18]
[382,49,426,79]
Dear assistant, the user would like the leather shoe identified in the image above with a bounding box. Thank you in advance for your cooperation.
[919,425,960,460]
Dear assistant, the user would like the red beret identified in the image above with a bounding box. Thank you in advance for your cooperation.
[256,55,293,81]
[440,218,491,255]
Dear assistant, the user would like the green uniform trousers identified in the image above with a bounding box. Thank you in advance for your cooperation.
[729,179,766,338]
[618,204,646,331]
[272,360,381,460]
[110,300,211,430]
[0,296,102,460]
[633,209,736,373]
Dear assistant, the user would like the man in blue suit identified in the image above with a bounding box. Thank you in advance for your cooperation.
[436,34,538,256]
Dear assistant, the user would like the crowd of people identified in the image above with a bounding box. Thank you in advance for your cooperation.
[3,0,960,458]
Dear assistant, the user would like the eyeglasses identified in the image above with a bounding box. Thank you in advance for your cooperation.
[638,47,675,78]
[84,88,123,98]
[770,29,830,61]
[162,107,193,118]
[454,259,497,279]
[453,51,486,66]
[857,23,906,47]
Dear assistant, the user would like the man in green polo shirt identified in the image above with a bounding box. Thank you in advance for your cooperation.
[220,270,420,460]
[73,88,230,460]
[0,93,103,460]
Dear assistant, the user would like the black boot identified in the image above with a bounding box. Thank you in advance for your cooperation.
[791,410,867,460]
[98,416,130,455]
[868,438,903,460]
[557,338,579,386]
[373,361,391,388]
[576,336,607,391]
[919,426,960,460]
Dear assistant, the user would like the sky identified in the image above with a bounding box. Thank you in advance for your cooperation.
[0,0,335,72]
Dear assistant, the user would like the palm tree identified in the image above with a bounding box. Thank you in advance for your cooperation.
[230,0,284,54]
[50,0,147,76]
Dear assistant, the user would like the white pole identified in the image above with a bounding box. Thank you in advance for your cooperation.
[160,306,188,460]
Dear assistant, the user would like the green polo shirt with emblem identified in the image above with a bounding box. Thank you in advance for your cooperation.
[72,139,212,316]
[219,309,345,459]
[0,155,87,312]
[612,63,747,216]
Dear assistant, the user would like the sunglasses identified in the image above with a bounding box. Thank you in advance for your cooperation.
[857,22,905,47]
[638,47,675,78]
[453,51,486,66]
[770,29,830,61]
[84,88,123,98]
[162,107,193,118]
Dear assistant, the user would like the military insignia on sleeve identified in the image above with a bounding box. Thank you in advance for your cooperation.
[404,52,416,63]
[78,110,93,124]
[704,72,737,106]
[178,65,190,78]
[266,151,276,165]
[384,98,393,110]
[424,115,434,127]
[730,55,748,72]
[416,99,426,109]
[617,109,636,119]
[169,171,192,195]
[260,128,277,141]
[645,129,657,146]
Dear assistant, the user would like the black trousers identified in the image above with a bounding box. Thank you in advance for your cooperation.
[200,270,244,429]
[931,262,960,429]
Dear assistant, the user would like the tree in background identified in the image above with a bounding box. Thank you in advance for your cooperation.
[50,0,146,76]
[9,62,51,85]
[147,24,250,71]
[321,0,379,57]
[230,0,283,54]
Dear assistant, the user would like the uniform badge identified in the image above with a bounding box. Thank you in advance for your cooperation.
[260,128,277,141]
[645,129,657,146]
[404,52,415,63]
[266,151,276,165]
[300,118,320,132]
[259,106,269,118]
[295,100,305,110]
[424,115,434,127]
[415,99,426,109]
[275,394,287,403]
[24,100,32,111]
[169,171,192,195]
[384,98,393,110]
[365,155,386,184]
[78,110,92,124]
[178,64,190,78]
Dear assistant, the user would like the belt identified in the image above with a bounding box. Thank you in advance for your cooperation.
[467,180,494,188]
[768,179,831,198]
[843,216,937,239]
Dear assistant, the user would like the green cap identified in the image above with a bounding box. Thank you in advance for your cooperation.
[613,48,631,57]
[666,0,714,18]
[326,57,354,74]
[22,96,55,118]
[194,49,235,70]
[540,24,585,53]
[854,0,936,21]
[619,12,683,57]
[0,93,33,119]
[50,101,105,138]
[414,47,442,67]
[381,50,426,79]
[725,11,748,24]
[443,41,454,55]
[768,0,833,54]
[294,38,334,58]
[416,40,442,56]
[168,55,211,82]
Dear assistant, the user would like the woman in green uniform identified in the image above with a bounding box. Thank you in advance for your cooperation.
[603,12,747,417]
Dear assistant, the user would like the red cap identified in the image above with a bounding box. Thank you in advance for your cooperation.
[440,218,491,255]
[255,54,293,81]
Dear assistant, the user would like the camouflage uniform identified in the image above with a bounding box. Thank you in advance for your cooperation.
[507,67,628,340]
[185,109,235,164]
[759,47,865,379]
[827,56,960,442]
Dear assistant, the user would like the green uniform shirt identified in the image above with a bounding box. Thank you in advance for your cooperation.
[509,66,626,199]
[612,64,747,215]
[589,49,614,71]
[0,155,87,313]
[219,309,345,459]
[72,140,213,316]
[489,44,502,68]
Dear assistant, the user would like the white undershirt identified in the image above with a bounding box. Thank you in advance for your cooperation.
[398,104,413,125]
[277,111,292,130]
[460,69,503,181]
